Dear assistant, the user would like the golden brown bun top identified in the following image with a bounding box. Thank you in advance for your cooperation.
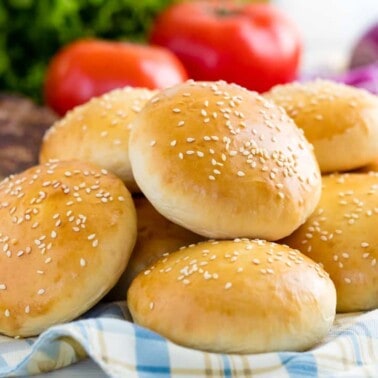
[128,239,336,354]
[264,80,378,173]
[282,173,378,312]
[0,160,137,336]
[40,87,156,192]
[129,80,321,240]
[265,79,378,142]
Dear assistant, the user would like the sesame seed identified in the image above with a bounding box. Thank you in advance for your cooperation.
[88,234,96,240]
[208,175,216,181]
[149,140,156,147]
[224,282,232,290]
[182,279,190,285]
[172,108,181,113]
[51,230,57,239]
[361,242,369,248]
[37,289,45,295]
[4,309,10,317]
[278,192,285,199]
[344,278,352,284]
[80,258,86,267]
[170,140,177,147]
[149,302,154,310]
[92,240,99,248]
[25,305,30,314]
[0,284,6,290]
[237,171,245,177]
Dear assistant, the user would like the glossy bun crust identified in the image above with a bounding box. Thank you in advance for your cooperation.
[265,80,378,173]
[129,80,321,240]
[40,87,156,192]
[0,160,137,336]
[283,173,378,312]
[128,239,336,354]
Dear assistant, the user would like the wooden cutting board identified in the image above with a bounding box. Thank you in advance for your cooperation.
[0,94,57,180]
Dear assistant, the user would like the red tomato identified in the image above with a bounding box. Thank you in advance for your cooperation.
[150,1,301,92]
[44,39,188,115]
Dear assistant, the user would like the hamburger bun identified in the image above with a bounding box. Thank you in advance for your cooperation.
[282,173,378,312]
[357,160,378,173]
[40,87,156,193]
[264,79,378,173]
[129,80,321,240]
[128,239,336,354]
[0,160,137,337]
[107,196,204,300]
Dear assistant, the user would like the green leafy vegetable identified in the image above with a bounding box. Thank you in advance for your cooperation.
[0,0,173,102]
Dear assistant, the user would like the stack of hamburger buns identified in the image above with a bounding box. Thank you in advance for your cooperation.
[0,79,376,354]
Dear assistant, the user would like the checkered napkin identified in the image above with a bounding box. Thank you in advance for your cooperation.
[0,303,376,378]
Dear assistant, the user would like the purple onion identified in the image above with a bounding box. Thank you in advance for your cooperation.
[350,23,378,69]
[333,63,378,94]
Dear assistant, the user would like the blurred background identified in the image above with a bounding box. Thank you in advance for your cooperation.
[0,0,377,103]
[276,0,378,74]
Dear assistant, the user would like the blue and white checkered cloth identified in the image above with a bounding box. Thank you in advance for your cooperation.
[0,302,376,377]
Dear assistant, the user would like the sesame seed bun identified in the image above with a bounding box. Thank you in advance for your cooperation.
[106,196,204,300]
[40,87,157,193]
[264,80,378,173]
[0,160,137,337]
[129,80,321,240]
[282,173,378,312]
[128,239,336,354]
[357,160,378,173]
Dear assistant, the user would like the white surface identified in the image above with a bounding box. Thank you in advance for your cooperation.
[275,0,378,73]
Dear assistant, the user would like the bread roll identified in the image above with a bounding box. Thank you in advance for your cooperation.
[129,80,321,240]
[357,160,378,173]
[282,173,378,312]
[106,196,204,300]
[264,80,378,173]
[128,239,336,354]
[0,160,137,337]
[40,87,156,193]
